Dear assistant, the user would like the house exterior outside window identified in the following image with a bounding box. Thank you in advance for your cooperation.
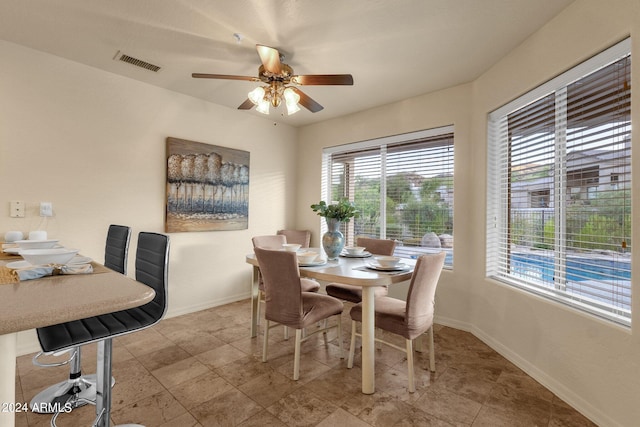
[322,126,454,267]
[487,39,631,326]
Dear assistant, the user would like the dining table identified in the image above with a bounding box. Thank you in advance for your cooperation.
[0,250,155,427]
[246,250,415,394]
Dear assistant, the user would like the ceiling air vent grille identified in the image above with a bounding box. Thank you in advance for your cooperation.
[115,52,161,72]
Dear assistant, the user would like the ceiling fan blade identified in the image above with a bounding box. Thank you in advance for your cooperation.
[192,73,259,82]
[238,99,255,110]
[292,74,354,85]
[256,44,283,74]
[291,88,324,113]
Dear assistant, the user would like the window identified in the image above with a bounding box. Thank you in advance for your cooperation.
[487,39,631,326]
[322,127,454,267]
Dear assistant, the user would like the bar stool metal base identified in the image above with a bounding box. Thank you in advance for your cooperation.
[30,374,115,414]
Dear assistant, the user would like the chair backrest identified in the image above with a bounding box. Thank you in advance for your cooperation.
[404,252,446,339]
[135,232,170,322]
[252,234,286,249]
[253,247,303,326]
[356,237,396,256]
[277,230,311,248]
[104,224,132,274]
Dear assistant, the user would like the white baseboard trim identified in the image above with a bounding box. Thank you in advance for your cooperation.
[164,292,251,319]
[435,314,616,427]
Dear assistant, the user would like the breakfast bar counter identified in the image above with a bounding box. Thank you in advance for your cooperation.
[0,258,155,427]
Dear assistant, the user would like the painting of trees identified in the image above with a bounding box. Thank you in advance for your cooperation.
[166,137,249,232]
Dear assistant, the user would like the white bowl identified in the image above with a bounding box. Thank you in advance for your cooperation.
[344,246,366,255]
[15,239,59,249]
[20,248,79,266]
[4,231,24,242]
[297,252,318,264]
[375,256,401,268]
[282,243,301,252]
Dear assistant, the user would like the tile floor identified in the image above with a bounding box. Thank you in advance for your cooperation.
[14,299,597,426]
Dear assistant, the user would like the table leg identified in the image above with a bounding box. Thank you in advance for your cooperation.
[0,333,17,427]
[361,287,375,394]
[95,339,113,427]
[250,266,260,338]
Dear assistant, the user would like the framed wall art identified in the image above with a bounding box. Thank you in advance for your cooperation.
[166,137,249,232]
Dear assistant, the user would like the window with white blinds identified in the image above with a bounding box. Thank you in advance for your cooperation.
[487,38,631,326]
[323,127,454,267]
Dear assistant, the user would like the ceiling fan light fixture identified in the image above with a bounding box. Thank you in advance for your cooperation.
[248,86,266,105]
[284,87,301,115]
[256,98,270,114]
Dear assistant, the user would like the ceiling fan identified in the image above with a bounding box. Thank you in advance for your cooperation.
[192,44,353,115]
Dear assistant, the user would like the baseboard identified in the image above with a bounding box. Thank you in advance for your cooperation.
[435,314,615,427]
[163,292,251,319]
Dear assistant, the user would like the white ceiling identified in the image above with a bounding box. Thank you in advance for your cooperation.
[0,0,574,127]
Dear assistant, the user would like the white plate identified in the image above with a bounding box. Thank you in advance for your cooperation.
[340,251,372,258]
[365,262,410,272]
[3,247,21,254]
[299,259,328,267]
[6,260,32,269]
[67,255,93,266]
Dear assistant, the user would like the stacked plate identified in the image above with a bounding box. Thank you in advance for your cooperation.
[6,239,86,267]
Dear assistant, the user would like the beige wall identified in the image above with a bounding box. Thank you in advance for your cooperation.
[0,40,299,354]
[296,1,640,425]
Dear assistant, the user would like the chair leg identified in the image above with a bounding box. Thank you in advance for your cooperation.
[347,320,356,368]
[284,326,289,340]
[262,320,270,362]
[256,291,263,326]
[428,326,436,372]
[406,339,415,393]
[293,329,302,380]
[337,315,344,359]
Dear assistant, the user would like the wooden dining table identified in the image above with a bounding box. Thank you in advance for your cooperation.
[0,251,154,427]
[246,251,415,394]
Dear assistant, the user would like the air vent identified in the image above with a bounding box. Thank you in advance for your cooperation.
[114,51,161,72]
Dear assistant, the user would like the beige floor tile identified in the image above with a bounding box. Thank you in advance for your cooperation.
[316,408,373,427]
[266,388,338,427]
[111,389,188,426]
[190,388,262,426]
[237,410,288,427]
[237,370,302,407]
[15,299,595,427]
[136,343,192,371]
[151,356,211,389]
[169,371,232,410]
[195,343,249,369]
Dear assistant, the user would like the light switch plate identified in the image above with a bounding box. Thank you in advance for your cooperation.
[40,202,53,217]
[10,201,25,218]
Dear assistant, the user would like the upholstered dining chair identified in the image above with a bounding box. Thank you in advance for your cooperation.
[325,237,397,303]
[277,229,311,248]
[252,235,321,311]
[347,252,446,393]
[35,232,170,426]
[254,247,344,380]
[30,224,131,413]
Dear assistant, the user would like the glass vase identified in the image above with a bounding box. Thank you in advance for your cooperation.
[322,218,345,260]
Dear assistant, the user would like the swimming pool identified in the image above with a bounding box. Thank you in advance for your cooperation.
[510,252,631,312]
[511,253,631,283]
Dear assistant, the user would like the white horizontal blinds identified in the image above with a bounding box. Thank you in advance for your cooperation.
[331,147,381,246]
[504,94,556,288]
[487,39,631,326]
[327,128,454,267]
[385,135,454,245]
[563,55,631,316]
